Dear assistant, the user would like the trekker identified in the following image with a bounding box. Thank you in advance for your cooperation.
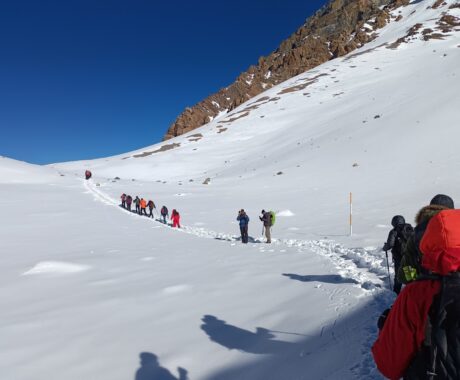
[259,209,272,243]
[126,195,133,212]
[237,209,250,244]
[134,196,141,214]
[383,215,413,294]
[160,206,169,224]
[140,198,147,216]
[85,170,92,180]
[171,209,181,228]
[121,193,126,208]
[372,209,460,379]
[397,194,455,284]
[147,200,156,218]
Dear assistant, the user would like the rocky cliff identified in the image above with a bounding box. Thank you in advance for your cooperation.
[164,0,408,140]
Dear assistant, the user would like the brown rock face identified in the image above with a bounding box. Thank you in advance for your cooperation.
[164,0,401,140]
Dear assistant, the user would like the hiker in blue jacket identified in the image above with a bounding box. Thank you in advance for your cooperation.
[237,209,250,244]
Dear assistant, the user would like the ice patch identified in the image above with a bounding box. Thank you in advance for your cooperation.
[23,261,91,275]
[277,210,295,217]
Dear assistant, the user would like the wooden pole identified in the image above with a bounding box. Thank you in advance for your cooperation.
[349,192,353,237]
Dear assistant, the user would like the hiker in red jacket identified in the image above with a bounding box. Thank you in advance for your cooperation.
[85,170,92,180]
[372,209,460,379]
[147,200,156,218]
[126,195,133,212]
[171,209,181,228]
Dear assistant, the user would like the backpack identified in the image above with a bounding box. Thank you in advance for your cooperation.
[405,274,460,379]
[405,210,460,379]
[161,206,168,215]
[397,223,414,245]
[269,211,276,226]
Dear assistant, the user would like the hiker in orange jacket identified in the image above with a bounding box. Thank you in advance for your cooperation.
[140,198,147,216]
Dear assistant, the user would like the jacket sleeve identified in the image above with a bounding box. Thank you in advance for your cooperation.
[372,281,441,380]
[383,229,397,251]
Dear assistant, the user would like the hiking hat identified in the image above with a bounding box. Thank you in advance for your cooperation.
[430,194,454,209]
[391,215,405,228]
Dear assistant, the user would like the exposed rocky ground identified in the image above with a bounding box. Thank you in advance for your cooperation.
[164,0,413,140]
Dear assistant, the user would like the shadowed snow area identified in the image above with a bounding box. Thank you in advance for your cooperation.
[2,1,460,379]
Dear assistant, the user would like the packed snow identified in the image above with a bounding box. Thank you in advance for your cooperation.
[1,1,460,379]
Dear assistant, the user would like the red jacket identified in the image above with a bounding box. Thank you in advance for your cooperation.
[372,210,460,379]
[171,213,180,226]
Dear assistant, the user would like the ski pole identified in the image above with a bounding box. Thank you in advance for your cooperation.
[384,249,393,290]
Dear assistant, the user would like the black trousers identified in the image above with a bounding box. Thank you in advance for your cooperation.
[240,226,248,244]
[148,208,154,218]
[393,256,402,294]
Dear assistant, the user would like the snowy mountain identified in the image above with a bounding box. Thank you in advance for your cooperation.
[2,1,460,379]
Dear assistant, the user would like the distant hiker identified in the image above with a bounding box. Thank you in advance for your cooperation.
[126,195,133,211]
[147,200,156,218]
[85,170,92,180]
[397,194,455,285]
[171,209,181,228]
[140,198,147,216]
[372,209,460,380]
[382,215,413,294]
[237,209,250,244]
[134,196,141,214]
[121,193,126,208]
[160,206,169,224]
[259,209,273,243]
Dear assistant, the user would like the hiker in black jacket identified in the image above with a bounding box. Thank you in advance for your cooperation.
[383,215,413,294]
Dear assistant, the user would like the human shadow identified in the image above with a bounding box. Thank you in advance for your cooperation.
[282,273,359,285]
[229,236,262,244]
[134,352,188,380]
[203,294,389,380]
[200,315,295,355]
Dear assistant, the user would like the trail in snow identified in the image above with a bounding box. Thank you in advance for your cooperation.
[83,178,391,378]
[84,179,389,292]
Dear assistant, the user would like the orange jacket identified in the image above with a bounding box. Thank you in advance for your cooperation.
[140,199,147,208]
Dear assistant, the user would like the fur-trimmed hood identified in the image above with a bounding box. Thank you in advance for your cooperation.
[415,204,449,226]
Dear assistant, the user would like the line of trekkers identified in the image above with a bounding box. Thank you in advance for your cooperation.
[372,194,460,380]
[120,193,181,228]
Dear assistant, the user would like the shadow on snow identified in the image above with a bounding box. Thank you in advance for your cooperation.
[134,352,188,380]
[201,294,391,380]
[282,273,360,285]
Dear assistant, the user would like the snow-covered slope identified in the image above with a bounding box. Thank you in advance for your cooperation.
[54,0,460,246]
[0,156,60,183]
[2,1,460,379]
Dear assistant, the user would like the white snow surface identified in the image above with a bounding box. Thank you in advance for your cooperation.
[2,1,460,379]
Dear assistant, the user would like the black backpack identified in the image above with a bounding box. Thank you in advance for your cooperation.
[161,206,168,215]
[397,223,414,245]
[405,274,460,379]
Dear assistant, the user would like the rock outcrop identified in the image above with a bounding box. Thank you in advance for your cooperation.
[164,0,403,140]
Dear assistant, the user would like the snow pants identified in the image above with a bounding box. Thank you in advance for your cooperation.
[265,226,271,243]
[240,226,248,244]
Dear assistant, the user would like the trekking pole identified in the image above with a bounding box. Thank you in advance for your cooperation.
[384,248,393,290]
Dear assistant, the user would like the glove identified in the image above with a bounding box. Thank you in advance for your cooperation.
[382,243,390,252]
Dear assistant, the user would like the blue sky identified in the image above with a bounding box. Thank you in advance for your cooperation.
[0,0,328,164]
